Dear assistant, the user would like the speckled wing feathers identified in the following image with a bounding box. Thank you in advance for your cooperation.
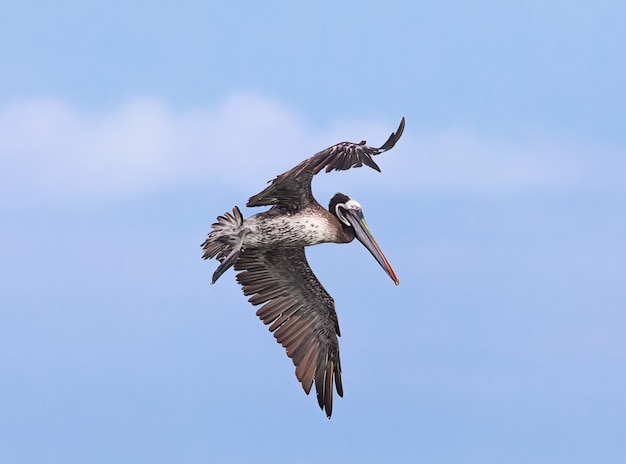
[234,247,343,418]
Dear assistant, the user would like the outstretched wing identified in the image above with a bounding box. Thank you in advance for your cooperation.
[234,247,343,418]
[247,117,405,211]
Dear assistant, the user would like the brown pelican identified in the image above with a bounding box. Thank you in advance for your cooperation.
[201,117,404,417]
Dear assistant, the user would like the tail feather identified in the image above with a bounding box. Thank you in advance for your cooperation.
[201,206,245,282]
[211,233,245,284]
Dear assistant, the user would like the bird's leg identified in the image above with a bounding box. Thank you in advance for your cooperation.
[211,229,247,284]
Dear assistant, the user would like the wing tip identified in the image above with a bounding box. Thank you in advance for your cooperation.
[313,350,343,419]
[378,116,406,152]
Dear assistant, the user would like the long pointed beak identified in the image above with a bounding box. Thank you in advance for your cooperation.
[344,209,400,285]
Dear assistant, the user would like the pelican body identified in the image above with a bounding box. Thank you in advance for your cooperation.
[201,118,404,417]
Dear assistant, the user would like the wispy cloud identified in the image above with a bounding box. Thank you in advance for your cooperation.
[0,94,598,207]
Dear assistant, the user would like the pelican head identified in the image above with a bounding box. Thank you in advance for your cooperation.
[329,193,399,285]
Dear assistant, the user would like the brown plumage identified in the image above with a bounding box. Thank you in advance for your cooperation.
[201,118,404,417]
[247,117,405,212]
[234,248,343,415]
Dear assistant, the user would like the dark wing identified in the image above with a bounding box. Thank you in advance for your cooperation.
[234,247,343,418]
[247,117,405,211]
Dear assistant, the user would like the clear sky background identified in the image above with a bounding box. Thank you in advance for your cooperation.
[1,1,625,462]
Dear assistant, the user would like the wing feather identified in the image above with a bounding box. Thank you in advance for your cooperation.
[267,304,301,332]
[247,117,405,211]
[256,297,291,323]
[234,247,343,418]
[295,344,318,393]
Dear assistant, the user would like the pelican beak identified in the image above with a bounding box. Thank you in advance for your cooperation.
[343,208,400,285]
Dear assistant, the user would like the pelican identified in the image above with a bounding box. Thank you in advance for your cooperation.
[201,117,405,417]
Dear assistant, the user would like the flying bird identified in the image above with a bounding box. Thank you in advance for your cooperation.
[201,117,405,417]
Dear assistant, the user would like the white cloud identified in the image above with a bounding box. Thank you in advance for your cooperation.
[0,93,599,208]
[0,94,308,207]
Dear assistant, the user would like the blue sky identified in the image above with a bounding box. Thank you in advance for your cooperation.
[1,1,625,462]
